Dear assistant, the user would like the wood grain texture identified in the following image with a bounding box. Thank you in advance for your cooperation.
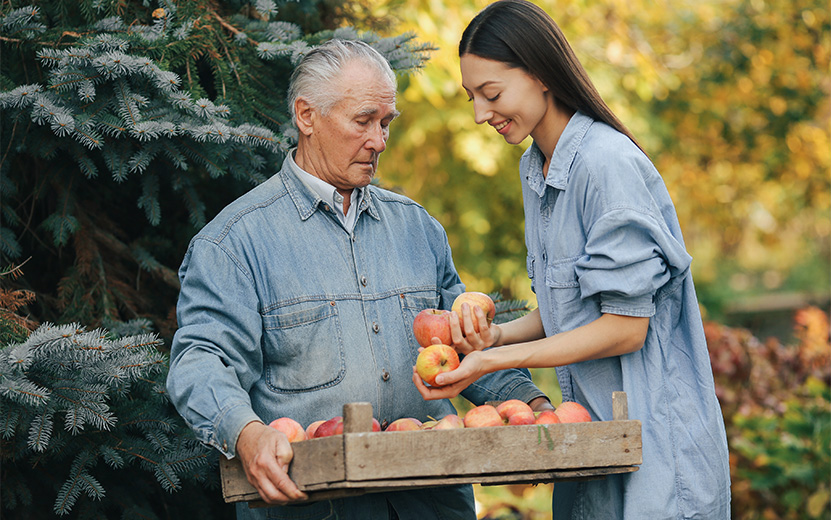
[220,394,643,504]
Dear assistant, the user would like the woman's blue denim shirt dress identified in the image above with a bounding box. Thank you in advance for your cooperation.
[166,156,546,519]
[521,112,731,519]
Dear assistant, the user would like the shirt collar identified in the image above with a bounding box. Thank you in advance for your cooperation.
[526,111,594,193]
[281,149,378,222]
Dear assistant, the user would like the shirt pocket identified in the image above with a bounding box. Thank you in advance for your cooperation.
[399,292,441,365]
[261,301,346,393]
[543,258,584,331]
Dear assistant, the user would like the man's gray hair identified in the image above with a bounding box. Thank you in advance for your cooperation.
[287,39,397,126]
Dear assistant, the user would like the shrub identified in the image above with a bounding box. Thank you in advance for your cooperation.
[706,306,831,519]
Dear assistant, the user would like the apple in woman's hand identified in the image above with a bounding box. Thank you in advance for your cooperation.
[415,344,460,386]
[452,292,496,332]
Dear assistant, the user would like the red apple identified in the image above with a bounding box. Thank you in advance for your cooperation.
[416,344,460,386]
[555,402,592,423]
[496,399,536,426]
[451,292,496,333]
[385,417,423,432]
[433,414,465,430]
[463,404,503,428]
[534,410,561,424]
[305,419,325,439]
[313,416,344,438]
[371,418,382,432]
[413,309,452,348]
[268,417,307,443]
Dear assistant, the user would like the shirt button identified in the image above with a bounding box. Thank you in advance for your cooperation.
[372,322,380,333]
[381,370,390,381]
[322,203,330,212]
[360,275,368,286]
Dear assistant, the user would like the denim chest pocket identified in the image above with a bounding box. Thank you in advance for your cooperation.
[399,293,440,365]
[545,258,582,301]
[261,302,346,393]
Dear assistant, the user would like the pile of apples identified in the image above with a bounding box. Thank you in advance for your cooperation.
[268,400,591,443]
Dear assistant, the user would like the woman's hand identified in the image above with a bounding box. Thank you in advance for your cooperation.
[448,303,502,355]
[412,350,488,400]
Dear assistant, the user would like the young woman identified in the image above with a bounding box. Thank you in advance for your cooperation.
[413,1,731,518]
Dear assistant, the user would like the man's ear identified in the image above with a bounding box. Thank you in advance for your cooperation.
[295,97,314,137]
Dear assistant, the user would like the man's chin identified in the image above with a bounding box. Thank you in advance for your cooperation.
[353,163,377,182]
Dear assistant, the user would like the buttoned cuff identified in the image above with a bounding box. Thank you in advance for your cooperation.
[212,402,263,459]
[503,379,549,405]
[463,370,548,406]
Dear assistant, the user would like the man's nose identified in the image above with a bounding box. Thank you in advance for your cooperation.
[366,123,387,152]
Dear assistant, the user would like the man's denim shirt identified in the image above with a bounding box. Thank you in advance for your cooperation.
[167,157,545,461]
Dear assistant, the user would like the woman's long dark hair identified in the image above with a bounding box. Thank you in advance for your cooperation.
[460,0,644,153]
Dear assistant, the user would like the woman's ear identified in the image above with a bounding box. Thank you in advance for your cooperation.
[294,97,314,136]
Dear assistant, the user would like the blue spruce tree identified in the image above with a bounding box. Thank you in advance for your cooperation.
[0,1,432,517]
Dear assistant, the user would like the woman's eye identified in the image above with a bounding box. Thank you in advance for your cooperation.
[486,94,500,102]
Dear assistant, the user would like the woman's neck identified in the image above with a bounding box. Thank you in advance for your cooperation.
[532,98,575,176]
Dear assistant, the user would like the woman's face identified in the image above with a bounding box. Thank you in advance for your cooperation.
[460,54,553,146]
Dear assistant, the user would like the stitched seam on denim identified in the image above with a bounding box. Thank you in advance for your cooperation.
[260,286,438,314]
[191,237,256,287]
[214,189,291,242]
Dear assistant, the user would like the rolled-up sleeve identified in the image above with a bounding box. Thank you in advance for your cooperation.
[575,207,692,318]
[167,238,263,459]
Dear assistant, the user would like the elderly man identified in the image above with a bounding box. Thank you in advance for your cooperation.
[167,39,552,520]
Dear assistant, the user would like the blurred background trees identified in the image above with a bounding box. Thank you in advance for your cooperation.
[377,0,829,335]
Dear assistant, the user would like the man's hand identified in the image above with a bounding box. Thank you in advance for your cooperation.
[235,421,308,504]
[528,396,556,412]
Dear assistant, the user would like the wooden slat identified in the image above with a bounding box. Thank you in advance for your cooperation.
[613,391,628,421]
[289,436,346,486]
[241,466,640,508]
[342,420,641,481]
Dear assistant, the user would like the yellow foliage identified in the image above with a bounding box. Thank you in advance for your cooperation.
[368,0,828,308]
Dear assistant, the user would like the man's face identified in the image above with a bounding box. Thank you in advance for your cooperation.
[297,61,398,191]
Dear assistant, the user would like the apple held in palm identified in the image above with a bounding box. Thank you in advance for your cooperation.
[415,344,461,386]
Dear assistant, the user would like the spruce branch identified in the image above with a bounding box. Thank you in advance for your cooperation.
[1,321,215,516]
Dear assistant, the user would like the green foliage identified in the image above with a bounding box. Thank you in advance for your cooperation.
[0,320,227,519]
[0,0,432,332]
[730,379,830,518]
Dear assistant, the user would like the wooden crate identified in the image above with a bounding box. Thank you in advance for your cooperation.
[221,392,641,506]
